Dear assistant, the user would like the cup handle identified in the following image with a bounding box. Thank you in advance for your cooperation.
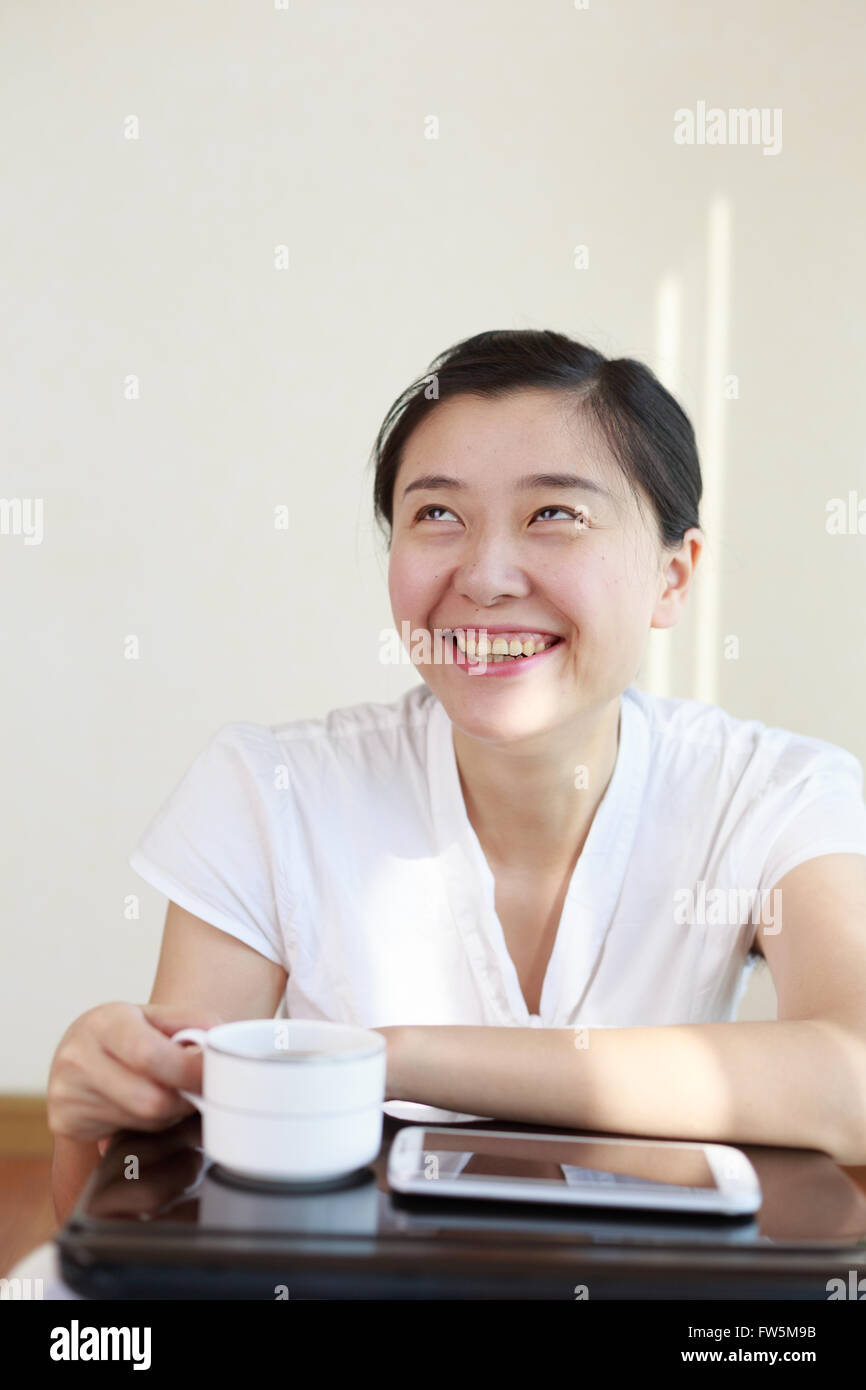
[170,1027,209,1113]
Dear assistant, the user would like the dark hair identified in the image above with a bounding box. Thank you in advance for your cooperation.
[369,328,702,552]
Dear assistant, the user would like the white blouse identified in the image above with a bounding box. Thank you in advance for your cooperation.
[129,682,866,1118]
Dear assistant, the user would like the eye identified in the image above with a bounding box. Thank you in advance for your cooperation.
[415,505,458,522]
[415,504,591,526]
[533,506,589,525]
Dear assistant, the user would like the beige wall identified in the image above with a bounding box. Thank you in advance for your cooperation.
[4,0,864,1089]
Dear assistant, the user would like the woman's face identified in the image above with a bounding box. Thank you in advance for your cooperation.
[387,388,697,742]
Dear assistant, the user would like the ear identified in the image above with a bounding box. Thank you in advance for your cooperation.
[651,528,703,630]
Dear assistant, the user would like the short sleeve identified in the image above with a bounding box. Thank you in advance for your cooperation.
[129,723,293,969]
[740,744,866,900]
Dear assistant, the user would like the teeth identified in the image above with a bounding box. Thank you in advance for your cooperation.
[450,630,559,659]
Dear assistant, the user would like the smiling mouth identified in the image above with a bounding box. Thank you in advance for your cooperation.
[443,631,565,672]
[442,630,563,660]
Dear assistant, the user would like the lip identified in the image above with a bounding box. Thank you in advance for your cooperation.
[440,624,564,638]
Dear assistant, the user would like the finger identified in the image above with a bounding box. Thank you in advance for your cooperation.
[94,1007,214,1092]
[142,1003,227,1037]
[62,1036,195,1134]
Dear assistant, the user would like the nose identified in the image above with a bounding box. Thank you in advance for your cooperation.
[453,531,532,608]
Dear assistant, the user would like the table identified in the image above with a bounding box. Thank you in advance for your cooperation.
[9,1113,866,1299]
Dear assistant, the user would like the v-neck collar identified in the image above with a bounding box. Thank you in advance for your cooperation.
[426,687,650,1026]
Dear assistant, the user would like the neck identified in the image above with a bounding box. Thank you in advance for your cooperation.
[450,694,623,876]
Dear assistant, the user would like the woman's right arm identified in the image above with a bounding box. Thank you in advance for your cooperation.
[48,900,288,1224]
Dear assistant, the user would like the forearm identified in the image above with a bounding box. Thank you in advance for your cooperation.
[50,1134,102,1226]
[387,1019,866,1165]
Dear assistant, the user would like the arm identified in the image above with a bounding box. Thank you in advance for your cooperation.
[146,900,287,1019]
[384,854,866,1165]
[50,1136,104,1227]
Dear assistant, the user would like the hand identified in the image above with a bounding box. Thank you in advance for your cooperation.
[47,1001,225,1144]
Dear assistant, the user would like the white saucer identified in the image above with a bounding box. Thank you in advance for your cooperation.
[383,1100,493,1124]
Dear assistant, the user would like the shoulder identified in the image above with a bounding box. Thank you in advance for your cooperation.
[210,683,439,792]
[269,682,436,761]
[624,684,863,801]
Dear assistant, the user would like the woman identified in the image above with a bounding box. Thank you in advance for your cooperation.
[48,329,866,1220]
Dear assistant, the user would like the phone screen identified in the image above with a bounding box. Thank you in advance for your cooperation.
[416,1131,718,1192]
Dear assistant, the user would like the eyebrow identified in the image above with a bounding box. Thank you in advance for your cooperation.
[400,472,613,500]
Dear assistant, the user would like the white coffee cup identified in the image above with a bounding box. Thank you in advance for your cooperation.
[170,1018,387,1184]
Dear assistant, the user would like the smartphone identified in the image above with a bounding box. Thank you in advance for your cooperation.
[387,1127,762,1216]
